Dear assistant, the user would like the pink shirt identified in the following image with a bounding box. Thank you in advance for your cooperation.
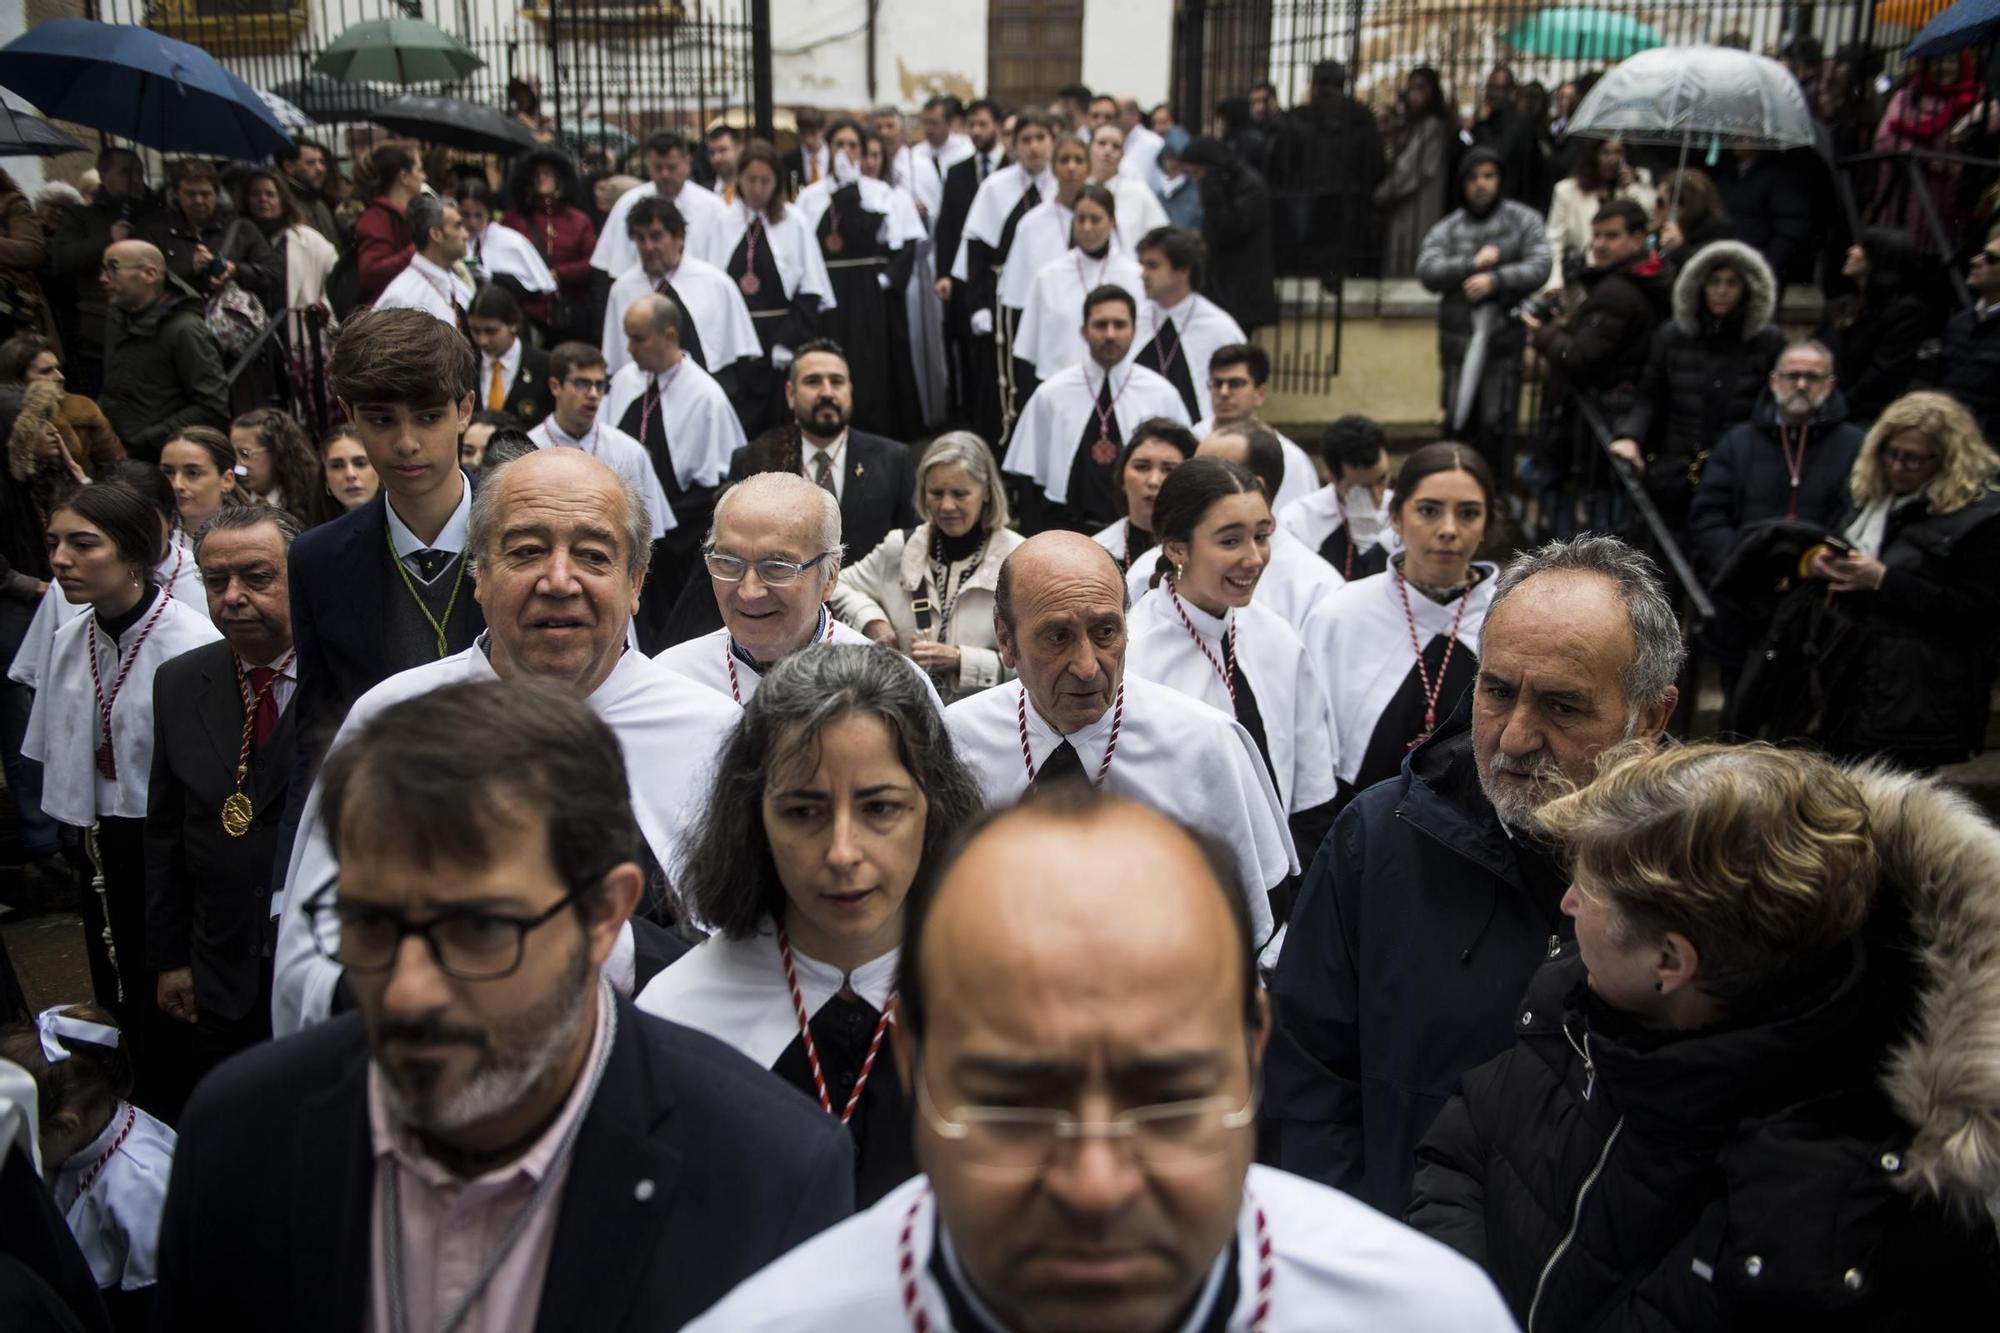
[367,984,612,1333]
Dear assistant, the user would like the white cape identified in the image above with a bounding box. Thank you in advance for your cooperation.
[1132,294,1248,423]
[602,255,761,378]
[592,179,727,276]
[473,221,558,293]
[636,928,897,1068]
[603,357,746,492]
[9,528,209,691]
[54,1100,175,1292]
[272,643,740,1035]
[1003,363,1189,506]
[1015,247,1145,382]
[657,624,943,710]
[686,1166,1517,1331]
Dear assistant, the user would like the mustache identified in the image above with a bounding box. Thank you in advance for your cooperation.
[1490,753,1562,781]
[374,1015,490,1052]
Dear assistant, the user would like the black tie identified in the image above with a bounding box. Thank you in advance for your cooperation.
[978,153,991,182]
[1150,317,1199,421]
[1032,739,1086,790]
[412,548,452,582]
[655,275,707,370]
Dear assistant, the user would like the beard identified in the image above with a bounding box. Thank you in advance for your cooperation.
[1476,750,1569,833]
[373,937,595,1135]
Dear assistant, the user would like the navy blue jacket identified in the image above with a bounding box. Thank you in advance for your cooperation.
[1267,704,1572,1218]
[151,997,854,1332]
[1685,388,1863,581]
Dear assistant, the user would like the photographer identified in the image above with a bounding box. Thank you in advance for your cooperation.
[140,159,283,320]
[1518,199,1668,420]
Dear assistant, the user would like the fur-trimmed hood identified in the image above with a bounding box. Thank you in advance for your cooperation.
[1859,763,2000,1212]
[1670,238,1776,337]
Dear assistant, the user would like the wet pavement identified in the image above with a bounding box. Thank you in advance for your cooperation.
[2,909,93,1015]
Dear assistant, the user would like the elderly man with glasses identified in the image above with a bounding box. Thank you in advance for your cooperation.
[158,679,854,1333]
[688,786,1513,1331]
[656,471,941,706]
[271,448,742,1037]
[1939,238,2000,447]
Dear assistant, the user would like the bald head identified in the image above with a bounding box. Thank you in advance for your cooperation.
[710,470,842,557]
[1197,426,1282,500]
[101,240,166,312]
[472,447,650,577]
[994,531,1128,734]
[994,529,1124,631]
[623,292,684,374]
[708,470,845,664]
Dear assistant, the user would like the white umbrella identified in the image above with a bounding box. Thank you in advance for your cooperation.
[256,87,315,134]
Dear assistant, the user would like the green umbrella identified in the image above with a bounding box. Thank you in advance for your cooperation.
[1505,7,1664,62]
[313,18,483,86]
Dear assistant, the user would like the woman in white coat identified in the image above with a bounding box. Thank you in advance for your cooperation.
[831,431,1024,702]
[1125,456,1341,921]
[22,481,219,1105]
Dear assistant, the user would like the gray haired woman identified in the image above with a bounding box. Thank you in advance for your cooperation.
[830,431,1025,701]
[636,643,984,1206]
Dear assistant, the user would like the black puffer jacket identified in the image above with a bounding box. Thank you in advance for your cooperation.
[1530,250,1671,400]
[1686,388,1863,579]
[1410,765,2000,1331]
[1616,241,1787,510]
[1939,305,2000,449]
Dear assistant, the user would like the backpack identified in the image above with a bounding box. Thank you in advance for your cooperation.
[324,245,362,321]
[202,221,269,362]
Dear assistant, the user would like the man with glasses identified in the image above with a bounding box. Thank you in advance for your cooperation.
[273,448,740,1036]
[1191,343,1316,512]
[688,787,1511,1330]
[527,341,674,547]
[95,238,228,461]
[162,679,853,1331]
[1939,238,2000,447]
[656,471,940,705]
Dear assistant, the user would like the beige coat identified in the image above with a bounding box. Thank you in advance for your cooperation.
[831,523,1024,702]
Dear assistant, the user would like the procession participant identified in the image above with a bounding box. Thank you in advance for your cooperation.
[1191,343,1315,512]
[908,93,973,226]
[831,432,1025,702]
[605,292,745,640]
[452,177,558,324]
[1125,458,1341,920]
[273,449,741,1037]
[370,195,472,333]
[145,507,302,1084]
[467,285,551,427]
[1132,226,1248,424]
[657,471,940,707]
[1004,285,1187,536]
[952,110,1058,448]
[795,118,927,440]
[1277,414,1394,582]
[601,198,760,382]
[1013,184,1142,384]
[934,99,1004,419]
[1297,443,1498,795]
[526,342,675,545]
[941,531,1291,945]
[639,645,982,1205]
[156,427,239,543]
[1092,417,1197,575]
[712,139,836,437]
[992,135,1095,374]
[592,129,729,276]
[163,679,854,1332]
[687,788,1516,1332]
[1088,120,1169,251]
[23,483,220,1105]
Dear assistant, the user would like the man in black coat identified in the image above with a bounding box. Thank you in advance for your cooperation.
[1268,536,1680,1218]
[1939,237,2000,446]
[153,680,854,1332]
[147,507,303,1095]
[44,147,159,397]
[933,98,1005,418]
[1179,138,1280,333]
[95,240,228,463]
[1471,67,1541,207]
[1522,199,1670,415]
[1267,59,1385,279]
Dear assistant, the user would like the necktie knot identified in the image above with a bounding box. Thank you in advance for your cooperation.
[413,548,452,582]
[247,666,276,693]
[1033,739,1086,789]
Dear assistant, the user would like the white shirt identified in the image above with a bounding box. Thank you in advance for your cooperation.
[1193,415,1317,514]
[799,432,847,501]
[1122,121,1168,194]
[601,255,762,378]
[7,527,209,692]
[372,252,473,328]
[687,1166,1516,1330]
[1015,245,1145,382]
[53,1101,176,1292]
[527,416,675,539]
[1134,292,1249,423]
[384,471,474,577]
[602,357,746,492]
[591,178,728,276]
[943,675,1292,944]
[272,642,740,1034]
[656,622,943,709]
[468,221,557,294]
[637,928,897,1068]
[1003,361,1190,507]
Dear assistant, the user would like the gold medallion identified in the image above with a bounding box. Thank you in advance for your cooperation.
[221,791,254,837]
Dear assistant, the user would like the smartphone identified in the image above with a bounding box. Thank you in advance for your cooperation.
[1819,534,1857,558]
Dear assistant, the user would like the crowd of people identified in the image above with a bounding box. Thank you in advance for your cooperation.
[0,51,1997,1333]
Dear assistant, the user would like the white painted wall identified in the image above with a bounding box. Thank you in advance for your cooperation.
[1081,0,1171,107]
[0,0,44,191]
[770,0,989,111]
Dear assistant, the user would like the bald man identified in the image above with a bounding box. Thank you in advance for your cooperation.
[944,530,1293,945]
[690,788,1515,1330]
[98,237,228,460]
[273,448,743,1035]
[656,471,942,707]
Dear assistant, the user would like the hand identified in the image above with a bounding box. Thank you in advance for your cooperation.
[971,307,994,336]
[109,220,132,242]
[933,276,954,302]
[34,422,65,464]
[1660,219,1684,252]
[218,260,237,286]
[862,619,899,647]
[191,243,214,273]
[877,271,891,290]
[909,637,961,675]
[771,344,795,370]
[1463,272,1496,302]
[1517,306,1542,331]
[1814,549,1887,594]
[157,968,198,1024]
[1609,438,1646,472]
[1472,244,1501,270]
[33,580,48,599]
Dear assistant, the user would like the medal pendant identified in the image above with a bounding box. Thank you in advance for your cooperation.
[824,232,845,254]
[738,273,761,296]
[221,791,254,838]
[1090,433,1118,466]
[94,743,117,781]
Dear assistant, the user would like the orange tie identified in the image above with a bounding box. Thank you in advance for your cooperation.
[808,151,819,184]
[487,358,506,412]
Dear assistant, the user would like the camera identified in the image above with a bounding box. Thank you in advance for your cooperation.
[1517,294,1562,324]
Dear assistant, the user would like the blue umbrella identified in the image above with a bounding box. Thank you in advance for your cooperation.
[0,18,290,160]
[1909,0,2000,56]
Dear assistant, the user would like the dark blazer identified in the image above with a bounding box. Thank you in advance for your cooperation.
[728,428,916,567]
[497,344,552,426]
[144,641,297,1023]
[152,999,855,1332]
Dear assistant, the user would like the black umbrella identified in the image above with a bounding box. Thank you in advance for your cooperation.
[272,73,388,125]
[370,94,535,154]
[0,103,83,157]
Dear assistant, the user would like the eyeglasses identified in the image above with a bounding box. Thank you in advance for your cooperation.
[704,548,835,586]
[1974,249,2000,266]
[914,1054,1258,1176]
[565,377,609,395]
[1772,369,1829,384]
[1882,445,1940,470]
[302,878,581,981]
